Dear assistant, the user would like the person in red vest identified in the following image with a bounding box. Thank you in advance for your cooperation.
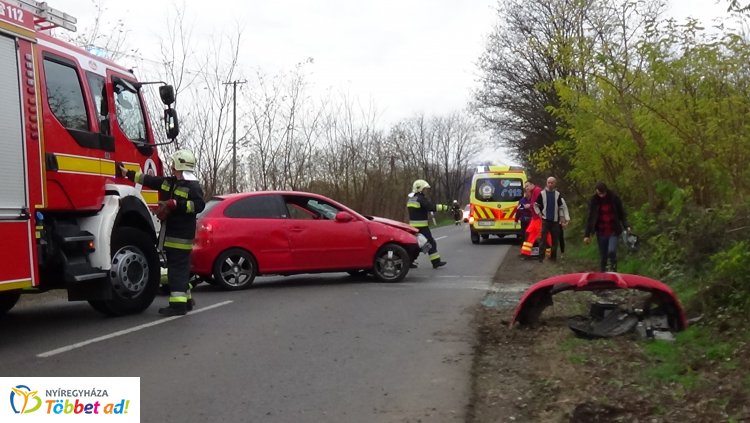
[520,180,549,258]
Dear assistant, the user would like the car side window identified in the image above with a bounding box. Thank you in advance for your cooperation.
[224,195,284,218]
[304,198,339,220]
[283,195,340,220]
[286,203,316,220]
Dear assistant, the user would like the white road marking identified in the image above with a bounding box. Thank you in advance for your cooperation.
[37,300,233,358]
[434,236,447,240]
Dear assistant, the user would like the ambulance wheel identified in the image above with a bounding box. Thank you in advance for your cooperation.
[470,230,480,244]
[88,227,160,316]
[0,291,21,315]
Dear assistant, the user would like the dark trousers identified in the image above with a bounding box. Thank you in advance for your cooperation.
[165,248,191,298]
[539,220,561,261]
[519,218,530,238]
[597,234,619,271]
[417,227,440,262]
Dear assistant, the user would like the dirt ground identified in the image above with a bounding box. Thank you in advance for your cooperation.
[466,250,750,423]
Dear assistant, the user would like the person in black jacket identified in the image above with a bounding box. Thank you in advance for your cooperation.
[118,149,205,316]
[584,182,630,272]
[407,179,447,268]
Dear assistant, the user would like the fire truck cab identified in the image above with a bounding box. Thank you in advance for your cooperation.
[0,0,179,316]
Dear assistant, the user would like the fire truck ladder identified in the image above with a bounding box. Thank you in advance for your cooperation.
[12,0,77,32]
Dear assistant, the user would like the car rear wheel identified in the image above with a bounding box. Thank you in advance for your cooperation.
[470,229,480,244]
[372,244,409,283]
[213,248,257,290]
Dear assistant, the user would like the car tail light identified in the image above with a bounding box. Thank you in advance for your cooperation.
[195,222,213,247]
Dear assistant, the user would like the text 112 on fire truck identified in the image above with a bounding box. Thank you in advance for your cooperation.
[0,0,180,316]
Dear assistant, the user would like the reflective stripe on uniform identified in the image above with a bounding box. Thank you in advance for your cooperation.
[186,200,195,214]
[409,220,429,228]
[134,171,145,184]
[429,253,440,260]
[407,198,421,208]
[174,187,189,198]
[436,204,448,212]
[168,293,188,303]
[161,181,171,192]
[164,236,193,250]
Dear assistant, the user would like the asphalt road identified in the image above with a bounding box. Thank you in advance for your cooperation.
[0,223,516,422]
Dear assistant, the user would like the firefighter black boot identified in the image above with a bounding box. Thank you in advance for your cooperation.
[186,298,195,311]
[432,259,447,269]
[158,302,187,316]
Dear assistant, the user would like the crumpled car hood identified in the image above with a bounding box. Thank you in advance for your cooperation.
[369,216,418,234]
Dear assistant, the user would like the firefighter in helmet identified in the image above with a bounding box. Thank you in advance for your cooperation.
[118,149,205,316]
[407,179,447,268]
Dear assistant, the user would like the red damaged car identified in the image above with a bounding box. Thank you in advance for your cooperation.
[191,191,420,289]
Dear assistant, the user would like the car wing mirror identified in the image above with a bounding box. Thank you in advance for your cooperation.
[335,211,353,222]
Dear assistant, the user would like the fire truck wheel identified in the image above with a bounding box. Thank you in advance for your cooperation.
[88,227,160,316]
[0,292,21,315]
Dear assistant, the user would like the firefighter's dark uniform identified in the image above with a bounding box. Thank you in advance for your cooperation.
[407,192,447,268]
[126,170,205,315]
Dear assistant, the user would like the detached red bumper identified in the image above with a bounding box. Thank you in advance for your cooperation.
[510,272,688,331]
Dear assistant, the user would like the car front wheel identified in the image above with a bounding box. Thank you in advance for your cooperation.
[372,244,409,283]
[213,248,257,290]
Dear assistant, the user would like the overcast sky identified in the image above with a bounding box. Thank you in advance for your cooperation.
[56,0,734,165]
[58,0,734,126]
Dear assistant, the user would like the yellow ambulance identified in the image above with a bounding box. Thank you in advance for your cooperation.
[468,165,528,244]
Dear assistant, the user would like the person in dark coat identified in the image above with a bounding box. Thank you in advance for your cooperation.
[584,182,631,272]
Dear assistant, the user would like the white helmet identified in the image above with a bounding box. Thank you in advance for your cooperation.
[171,149,196,172]
[412,179,430,193]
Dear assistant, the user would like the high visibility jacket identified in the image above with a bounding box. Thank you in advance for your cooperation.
[406,193,447,228]
[127,170,205,250]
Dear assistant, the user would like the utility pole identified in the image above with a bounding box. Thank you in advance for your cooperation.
[223,79,246,193]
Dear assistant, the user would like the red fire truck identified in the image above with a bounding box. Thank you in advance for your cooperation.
[0,0,179,316]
